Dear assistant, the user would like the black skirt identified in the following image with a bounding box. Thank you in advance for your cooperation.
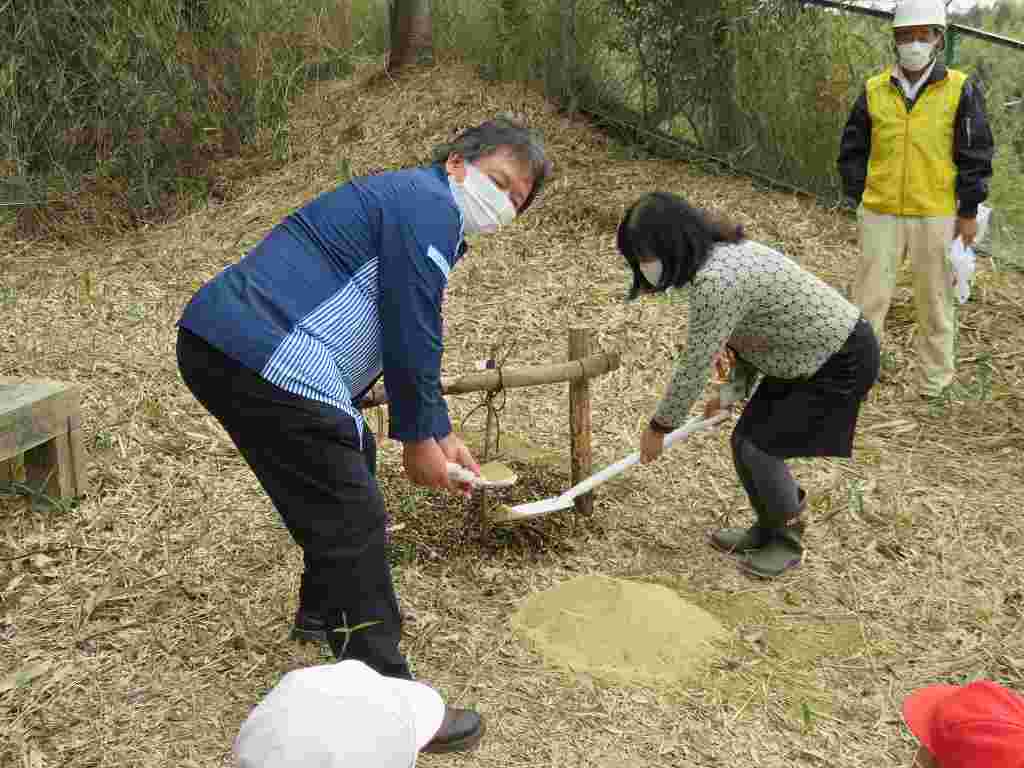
[734,317,880,459]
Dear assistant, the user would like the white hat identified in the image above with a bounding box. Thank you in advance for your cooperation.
[234,661,446,768]
[893,0,946,29]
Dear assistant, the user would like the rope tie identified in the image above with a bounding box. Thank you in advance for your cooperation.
[460,341,516,461]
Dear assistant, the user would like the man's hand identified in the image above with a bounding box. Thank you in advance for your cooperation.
[403,439,452,491]
[640,426,665,464]
[438,433,478,498]
[437,433,478,472]
[956,216,978,248]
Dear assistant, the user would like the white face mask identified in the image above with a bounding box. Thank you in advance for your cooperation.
[639,260,663,288]
[451,163,517,235]
[897,41,935,72]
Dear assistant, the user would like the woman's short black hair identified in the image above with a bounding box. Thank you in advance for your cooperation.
[617,192,745,300]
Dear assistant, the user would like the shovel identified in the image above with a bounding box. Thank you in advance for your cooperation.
[447,460,518,489]
[488,411,729,524]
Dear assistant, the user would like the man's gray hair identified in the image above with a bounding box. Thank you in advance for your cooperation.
[432,116,553,213]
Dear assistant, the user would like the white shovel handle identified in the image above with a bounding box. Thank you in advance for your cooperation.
[446,462,517,488]
[562,412,729,502]
[447,462,479,484]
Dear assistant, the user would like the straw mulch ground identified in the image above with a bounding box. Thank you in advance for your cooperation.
[2,60,1023,768]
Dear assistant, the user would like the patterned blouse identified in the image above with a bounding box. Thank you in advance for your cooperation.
[653,240,861,429]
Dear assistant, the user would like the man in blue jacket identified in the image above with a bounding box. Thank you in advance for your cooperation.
[176,117,551,753]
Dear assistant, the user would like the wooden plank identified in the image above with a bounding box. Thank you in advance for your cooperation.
[68,426,89,497]
[569,328,593,518]
[0,455,25,484]
[0,378,77,461]
[0,377,69,418]
[24,432,74,505]
[1,378,88,500]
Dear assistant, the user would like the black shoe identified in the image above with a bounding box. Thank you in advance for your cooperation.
[290,608,329,643]
[421,707,485,753]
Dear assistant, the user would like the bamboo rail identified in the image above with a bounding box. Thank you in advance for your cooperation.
[357,350,621,409]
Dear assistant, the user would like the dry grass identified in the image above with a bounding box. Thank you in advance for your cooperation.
[2,58,1023,768]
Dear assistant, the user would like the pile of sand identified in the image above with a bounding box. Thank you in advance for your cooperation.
[512,575,728,685]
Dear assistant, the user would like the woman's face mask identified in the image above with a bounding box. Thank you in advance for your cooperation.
[451,164,517,235]
[639,260,663,288]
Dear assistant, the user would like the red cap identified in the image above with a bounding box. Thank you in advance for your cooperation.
[902,681,1024,768]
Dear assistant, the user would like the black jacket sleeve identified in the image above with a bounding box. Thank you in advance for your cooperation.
[837,88,871,206]
[953,77,995,218]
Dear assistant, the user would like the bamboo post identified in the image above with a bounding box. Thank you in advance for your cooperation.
[357,351,620,409]
[569,328,592,518]
[480,346,497,524]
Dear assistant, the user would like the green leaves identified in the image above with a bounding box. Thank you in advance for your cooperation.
[2,0,357,223]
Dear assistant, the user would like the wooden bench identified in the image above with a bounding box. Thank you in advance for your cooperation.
[0,376,89,504]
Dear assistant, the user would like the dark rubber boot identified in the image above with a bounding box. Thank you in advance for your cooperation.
[711,523,771,554]
[739,527,804,579]
[711,488,806,554]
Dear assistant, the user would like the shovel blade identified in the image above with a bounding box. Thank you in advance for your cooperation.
[489,495,573,523]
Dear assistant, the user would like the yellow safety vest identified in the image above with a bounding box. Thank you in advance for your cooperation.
[862,67,966,217]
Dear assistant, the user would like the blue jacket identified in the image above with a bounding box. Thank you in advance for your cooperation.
[179,164,465,444]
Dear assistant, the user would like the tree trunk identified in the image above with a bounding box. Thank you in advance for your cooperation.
[560,0,577,111]
[705,17,745,153]
[389,0,434,70]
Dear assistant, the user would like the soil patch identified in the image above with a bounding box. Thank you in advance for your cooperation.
[512,574,728,685]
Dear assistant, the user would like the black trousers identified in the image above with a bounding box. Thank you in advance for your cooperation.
[730,317,880,529]
[176,328,411,679]
[734,317,879,459]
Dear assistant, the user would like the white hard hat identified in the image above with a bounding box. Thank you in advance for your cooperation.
[893,0,946,28]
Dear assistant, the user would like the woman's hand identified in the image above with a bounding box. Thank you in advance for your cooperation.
[703,394,723,420]
[640,426,665,464]
[712,346,735,383]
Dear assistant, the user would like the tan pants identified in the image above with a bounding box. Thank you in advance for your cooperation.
[854,207,956,396]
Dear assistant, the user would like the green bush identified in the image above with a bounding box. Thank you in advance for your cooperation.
[351,0,389,54]
[1,0,355,226]
[954,5,1024,260]
[431,0,616,103]
[426,0,1023,218]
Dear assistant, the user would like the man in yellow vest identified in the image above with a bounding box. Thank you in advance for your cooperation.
[837,0,994,399]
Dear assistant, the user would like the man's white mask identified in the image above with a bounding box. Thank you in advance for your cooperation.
[639,260,663,288]
[897,41,935,72]
[451,164,516,235]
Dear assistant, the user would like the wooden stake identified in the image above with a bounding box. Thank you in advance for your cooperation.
[569,328,593,518]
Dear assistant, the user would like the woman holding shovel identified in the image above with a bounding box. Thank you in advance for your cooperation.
[618,192,880,578]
